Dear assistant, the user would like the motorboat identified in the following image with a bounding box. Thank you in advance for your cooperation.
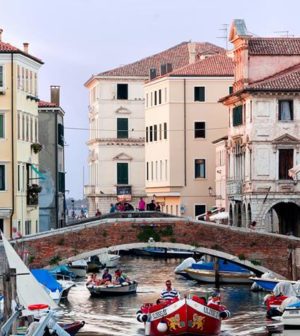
[87,281,138,297]
[136,295,230,336]
[59,320,85,336]
[250,277,296,291]
[67,259,88,278]
[174,257,196,278]
[185,258,254,284]
[131,247,194,258]
[97,252,120,268]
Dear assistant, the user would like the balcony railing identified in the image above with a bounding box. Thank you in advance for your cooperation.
[226,180,242,196]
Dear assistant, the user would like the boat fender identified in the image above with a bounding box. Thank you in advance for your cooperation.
[136,310,148,323]
[219,310,231,319]
[157,321,168,332]
[145,321,151,336]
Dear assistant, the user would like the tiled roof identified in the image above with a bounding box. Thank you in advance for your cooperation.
[38,100,57,108]
[169,54,234,77]
[249,38,300,55]
[97,42,225,77]
[0,41,43,64]
[247,63,300,91]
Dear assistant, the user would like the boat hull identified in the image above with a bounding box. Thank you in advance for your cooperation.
[186,269,252,284]
[282,307,300,330]
[250,277,295,291]
[87,282,138,297]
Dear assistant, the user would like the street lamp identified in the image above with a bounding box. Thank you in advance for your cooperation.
[71,199,75,219]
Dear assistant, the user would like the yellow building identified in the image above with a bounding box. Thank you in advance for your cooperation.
[0,30,43,237]
[144,53,233,218]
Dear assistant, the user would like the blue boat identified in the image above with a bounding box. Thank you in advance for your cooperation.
[49,265,76,280]
[250,277,295,291]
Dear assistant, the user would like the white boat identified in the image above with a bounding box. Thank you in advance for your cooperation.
[185,268,253,284]
[87,281,138,297]
[68,259,87,278]
[97,253,120,268]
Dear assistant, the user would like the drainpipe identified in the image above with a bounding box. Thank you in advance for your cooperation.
[55,111,58,228]
[183,79,187,186]
[10,53,15,237]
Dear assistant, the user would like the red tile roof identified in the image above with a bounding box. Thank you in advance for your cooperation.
[97,42,225,77]
[0,41,43,64]
[249,38,300,55]
[247,63,300,91]
[38,100,57,108]
[168,54,234,77]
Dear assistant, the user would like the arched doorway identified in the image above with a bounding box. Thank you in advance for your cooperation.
[247,204,252,228]
[236,202,242,227]
[229,204,233,226]
[270,202,300,237]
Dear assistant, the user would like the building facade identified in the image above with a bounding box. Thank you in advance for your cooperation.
[144,54,234,218]
[221,20,300,235]
[84,42,225,215]
[0,30,43,237]
[38,86,65,231]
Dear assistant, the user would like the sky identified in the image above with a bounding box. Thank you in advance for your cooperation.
[1,0,300,199]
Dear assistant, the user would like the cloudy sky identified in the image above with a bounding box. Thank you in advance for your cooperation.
[1,0,300,199]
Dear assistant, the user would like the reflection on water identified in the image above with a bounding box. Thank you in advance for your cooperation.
[61,256,283,336]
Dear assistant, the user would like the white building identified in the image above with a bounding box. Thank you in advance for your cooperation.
[84,42,225,215]
[221,20,300,236]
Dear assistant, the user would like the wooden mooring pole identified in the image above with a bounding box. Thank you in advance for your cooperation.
[214,257,220,289]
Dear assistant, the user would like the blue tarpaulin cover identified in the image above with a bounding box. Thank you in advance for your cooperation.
[31,269,62,292]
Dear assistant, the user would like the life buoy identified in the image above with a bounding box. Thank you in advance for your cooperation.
[28,304,49,311]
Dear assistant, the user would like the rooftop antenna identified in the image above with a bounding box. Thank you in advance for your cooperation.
[217,24,229,50]
[274,30,294,37]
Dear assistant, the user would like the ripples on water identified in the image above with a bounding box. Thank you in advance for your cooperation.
[60,256,284,336]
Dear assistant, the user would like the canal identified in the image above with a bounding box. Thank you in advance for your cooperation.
[60,256,280,336]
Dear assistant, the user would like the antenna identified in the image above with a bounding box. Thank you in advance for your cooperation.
[274,31,294,37]
[217,24,229,50]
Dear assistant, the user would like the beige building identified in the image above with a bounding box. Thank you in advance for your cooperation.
[144,54,234,218]
[84,42,225,215]
[0,30,43,238]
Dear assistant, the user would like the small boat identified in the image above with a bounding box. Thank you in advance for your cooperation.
[68,259,88,278]
[59,321,85,336]
[250,277,295,292]
[281,300,300,330]
[131,247,194,259]
[87,281,138,297]
[174,257,196,279]
[136,295,230,336]
[97,252,120,268]
[49,265,76,280]
[185,259,253,284]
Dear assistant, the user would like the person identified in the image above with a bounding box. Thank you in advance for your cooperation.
[114,269,130,284]
[99,268,112,285]
[148,199,156,211]
[249,221,256,230]
[95,209,101,217]
[160,280,179,301]
[110,203,116,213]
[118,202,125,212]
[86,273,98,286]
[155,202,161,212]
[12,227,22,239]
[138,197,146,211]
[208,292,221,306]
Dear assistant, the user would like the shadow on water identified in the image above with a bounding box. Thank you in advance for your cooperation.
[61,256,280,336]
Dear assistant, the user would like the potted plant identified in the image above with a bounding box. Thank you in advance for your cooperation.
[28,184,42,193]
[31,143,42,154]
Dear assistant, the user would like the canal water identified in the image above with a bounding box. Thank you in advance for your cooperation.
[60,256,282,336]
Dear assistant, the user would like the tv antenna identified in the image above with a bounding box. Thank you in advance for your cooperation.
[274,30,294,37]
[217,24,229,50]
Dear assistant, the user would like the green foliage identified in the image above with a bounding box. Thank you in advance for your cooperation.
[49,255,61,265]
[250,259,261,266]
[238,254,246,260]
[137,226,161,242]
[160,226,174,237]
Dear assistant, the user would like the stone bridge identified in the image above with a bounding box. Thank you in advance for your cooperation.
[14,217,300,279]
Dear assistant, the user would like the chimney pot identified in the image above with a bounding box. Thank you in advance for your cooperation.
[23,42,29,53]
[0,29,3,42]
[50,85,60,106]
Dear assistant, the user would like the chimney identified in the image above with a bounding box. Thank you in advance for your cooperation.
[160,64,167,76]
[166,63,173,73]
[149,68,157,80]
[50,85,60,106]
[188,42,197,64]
[0,29,3,42]
[23,42,29,53]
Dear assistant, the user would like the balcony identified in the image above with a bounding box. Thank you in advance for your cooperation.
[27,184,42,206]
[226,180,242,196]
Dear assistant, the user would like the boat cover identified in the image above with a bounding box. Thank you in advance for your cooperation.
[32,269,63,293]
[191,259,250,273]
[50,265,75,278]
[175,257,196,273]
[273,281,296,297]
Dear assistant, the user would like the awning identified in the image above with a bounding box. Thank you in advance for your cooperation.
[31,164,46,180]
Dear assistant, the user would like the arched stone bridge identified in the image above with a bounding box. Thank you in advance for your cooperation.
[16,217,300,279]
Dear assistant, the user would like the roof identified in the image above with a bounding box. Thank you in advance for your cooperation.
[38,100,57,108]
[249,38,300,56]
[0,41,43,64]
[168,54,234,77]
[96,42,225,77]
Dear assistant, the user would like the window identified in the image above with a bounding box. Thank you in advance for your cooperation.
[279,100,293,121]
[151,162,153,180]
[117,162,128,184]
[30,117,33,142]
[154,125,157,141]
[35,119,38,142]
[22,115,25,140]
[58,172,65,192]
[160,160,162,180]
[146,162,149,180]
[279,149,293,180]
[146,93,148,107]
[0,65,3,88]
[195,159,206,178]
[0,219,3,234]
[194,121,205,138]
[18,165,20,191]
[165,159,168,180]
[229,86,233,94]
[0,114,4,138]
[58,123,64,145]
[17,114,20,139]
[194,87,205,102]
[158,89,162,104]
[26,116,29,141]
[117,84,128,100]
[232,105,243,126]
[154,91,157,105]
[117,118,128,138]
[159,124,162,140]
[195,204,206,217]
[25,220,31,235]
[0,165,5,190]
[163,122,167,139]
[155,161,158,180]
[149,126,153,142]
[146,127,148,142]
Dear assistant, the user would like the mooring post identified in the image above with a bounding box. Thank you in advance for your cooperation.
[214,257,220,289]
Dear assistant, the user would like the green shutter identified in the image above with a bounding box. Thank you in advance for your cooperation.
[232,106,243,126]
[58,124,64,146]
[0,115,3,138]
[58,172,65,192]
[117,118,128,138]
[117,163,128,184]
[0,66,3,87]
[194,87,205,102]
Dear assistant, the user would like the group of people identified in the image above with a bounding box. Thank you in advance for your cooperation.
[138,197,161,211]
[86,268,130,286]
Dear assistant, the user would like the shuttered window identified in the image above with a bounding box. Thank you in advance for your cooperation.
[0,66,3,87]
[58,123,64,146]
[154,125,157,141]
[279,149,293,180]
[117,84,128,100]
[232,105,243,126]
[0,165,5,190]
[117,118,128,138]
[146,127,148,142]
[194,87,205,102]
[117,163,128,184]
[0,114,4,138]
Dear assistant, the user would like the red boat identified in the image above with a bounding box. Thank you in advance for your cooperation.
[136,295,230,336]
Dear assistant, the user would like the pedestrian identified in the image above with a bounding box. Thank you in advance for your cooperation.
[148,199,156,211]
[249,221,256,230]
[138,197,146,211]
[110,203,116,213]
[95,209,101,217]
[155,202,161,212]
[159,280,179,302]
